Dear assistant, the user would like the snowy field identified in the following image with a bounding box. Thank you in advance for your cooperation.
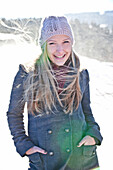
[0,42,113,170]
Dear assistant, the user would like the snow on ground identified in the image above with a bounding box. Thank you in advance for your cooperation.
[0,43,113,170]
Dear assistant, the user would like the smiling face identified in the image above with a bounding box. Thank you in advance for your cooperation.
[47,35,72,66]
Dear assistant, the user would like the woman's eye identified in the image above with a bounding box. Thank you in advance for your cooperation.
[49,42,55,45]
[64,41,70,44]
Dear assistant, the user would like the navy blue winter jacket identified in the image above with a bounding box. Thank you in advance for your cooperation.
[7,64,103,170]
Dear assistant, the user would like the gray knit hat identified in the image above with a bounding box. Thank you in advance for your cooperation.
[39,16,74,46]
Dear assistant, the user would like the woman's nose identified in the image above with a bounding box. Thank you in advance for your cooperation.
[56,45,63,54]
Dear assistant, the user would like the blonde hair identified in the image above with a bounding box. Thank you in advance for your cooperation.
[24,43,81,115]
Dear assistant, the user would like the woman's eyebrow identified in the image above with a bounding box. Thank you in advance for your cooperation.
[63,38,71,41]
[47,39,56,42]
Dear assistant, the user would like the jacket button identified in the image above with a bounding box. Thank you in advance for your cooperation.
[49,151,54,156]
[65,128,70,133]
[66,148,70,153]
[48,129,52,134]
[92,151,96,155]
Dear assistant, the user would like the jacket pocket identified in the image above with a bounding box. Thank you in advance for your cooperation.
[83,145,97,156]
[27,152,44,169]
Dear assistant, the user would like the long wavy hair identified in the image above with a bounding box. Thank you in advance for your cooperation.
[24,42,81,115]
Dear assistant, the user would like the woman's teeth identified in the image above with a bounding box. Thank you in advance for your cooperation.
[54,54,65,58]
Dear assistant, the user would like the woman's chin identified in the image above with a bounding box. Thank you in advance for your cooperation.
[52,56,69,66]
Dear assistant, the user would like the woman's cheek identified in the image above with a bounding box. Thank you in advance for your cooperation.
[47,46,56,56]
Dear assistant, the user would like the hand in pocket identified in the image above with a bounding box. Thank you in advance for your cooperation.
[77,135,96,147]
[26,146,47,155]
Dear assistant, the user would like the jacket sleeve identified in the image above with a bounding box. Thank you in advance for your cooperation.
[7,64,35,157]
[81,69,103,145]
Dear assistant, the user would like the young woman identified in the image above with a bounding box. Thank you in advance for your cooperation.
[7,16,103,170]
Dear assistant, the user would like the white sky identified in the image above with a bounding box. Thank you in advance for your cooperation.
[1,0,113,19]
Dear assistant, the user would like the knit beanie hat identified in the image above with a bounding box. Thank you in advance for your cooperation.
[39,16,74,46]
